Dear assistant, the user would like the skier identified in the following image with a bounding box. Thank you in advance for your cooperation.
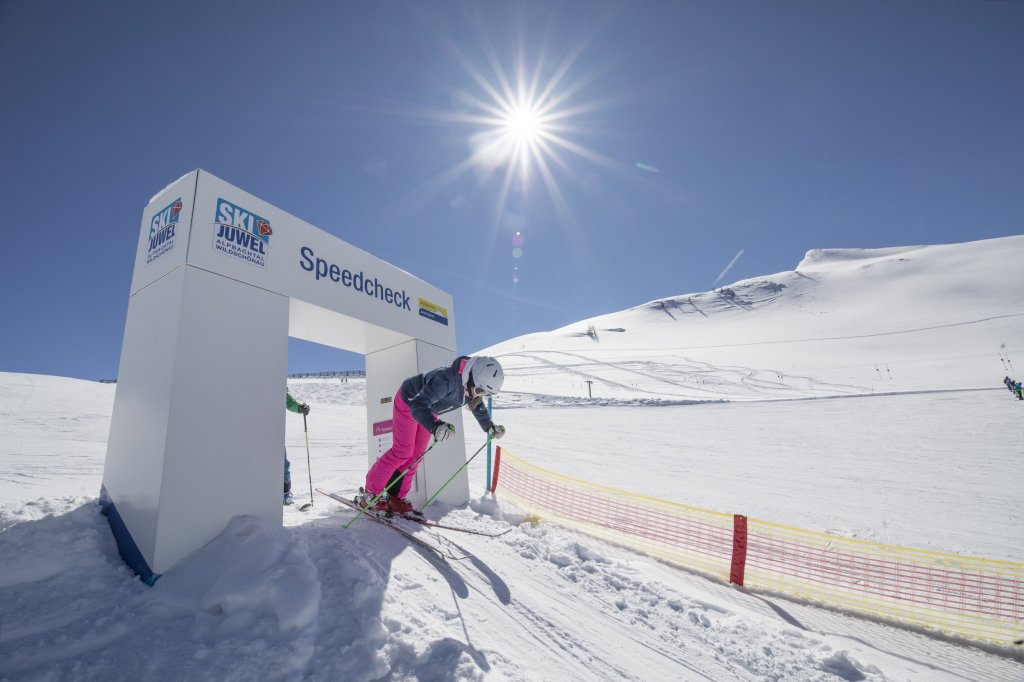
[1004,376,1023,400]
[285,391,311,505]
[359,355,507,515]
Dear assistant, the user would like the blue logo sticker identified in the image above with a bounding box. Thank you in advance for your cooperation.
[212,198,272,268]
[146,197,182,265]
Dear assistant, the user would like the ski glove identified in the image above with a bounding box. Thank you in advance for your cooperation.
[487,424,506,440]
[299,403,311,415]
[432,421,456,443]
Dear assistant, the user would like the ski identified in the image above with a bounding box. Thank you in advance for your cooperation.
[321,488,512,538]
[397,514,513,538]
[316,488,467,562]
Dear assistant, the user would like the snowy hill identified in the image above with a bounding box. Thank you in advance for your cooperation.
[2,236,1023,681]
[483,236,1024,403]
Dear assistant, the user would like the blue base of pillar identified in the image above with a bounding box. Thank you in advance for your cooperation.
[99,485,160,586]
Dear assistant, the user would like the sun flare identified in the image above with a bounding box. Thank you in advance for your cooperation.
[503,104,545,144]
[385,26,614,246]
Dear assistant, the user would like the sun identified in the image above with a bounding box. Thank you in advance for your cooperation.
[491,100,551,181]
[503,103,544,144]
[457,65,589,197]
[374,22,614,246]
[436,35,601,195]
[360,23,621,296]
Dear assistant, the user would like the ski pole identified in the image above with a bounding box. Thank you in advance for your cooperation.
[421,437,491,512]
[298,413,314,512]
[342,438,441,529]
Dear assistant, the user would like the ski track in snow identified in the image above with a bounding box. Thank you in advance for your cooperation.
[499,349,868,401]
[3,494,1022,681]
[2,380,1024,679]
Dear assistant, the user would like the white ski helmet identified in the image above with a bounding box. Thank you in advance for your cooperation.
[464,356,504,396]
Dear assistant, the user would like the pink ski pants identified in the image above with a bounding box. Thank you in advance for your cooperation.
[365,390,432,498]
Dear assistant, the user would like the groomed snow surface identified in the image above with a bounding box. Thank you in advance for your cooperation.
[2,237,1024,681]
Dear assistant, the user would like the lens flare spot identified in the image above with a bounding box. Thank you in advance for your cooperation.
[512,231,525,247]
[512,247,524,259]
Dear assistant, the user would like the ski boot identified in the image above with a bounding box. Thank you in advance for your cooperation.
[355,488,388,514]
[387,496,416,516]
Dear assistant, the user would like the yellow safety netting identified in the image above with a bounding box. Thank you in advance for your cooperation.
[494,448,1024,646]
[744,517,1024,644]
[496,449,734,580]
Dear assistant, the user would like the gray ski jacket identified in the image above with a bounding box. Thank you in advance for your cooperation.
[400,356,494,433]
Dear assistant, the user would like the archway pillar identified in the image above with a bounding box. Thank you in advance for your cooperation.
[102,170,464,582]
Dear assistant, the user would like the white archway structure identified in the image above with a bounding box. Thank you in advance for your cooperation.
[101,170,468,583]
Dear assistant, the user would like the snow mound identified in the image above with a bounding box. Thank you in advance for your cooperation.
[0,505,323,680]
[796,245,921,270]
[155,515,321,634]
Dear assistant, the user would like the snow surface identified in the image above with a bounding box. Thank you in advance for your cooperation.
[2,236,1023,681]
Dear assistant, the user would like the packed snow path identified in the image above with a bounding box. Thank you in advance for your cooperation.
[2,494,1023,680]
[2,373,1023,680]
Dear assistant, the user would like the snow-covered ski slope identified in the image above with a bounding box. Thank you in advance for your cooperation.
[483,235,1024,403]
[1,236,1023,681]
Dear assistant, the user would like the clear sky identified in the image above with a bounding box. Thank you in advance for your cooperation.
[1,0,1021,380]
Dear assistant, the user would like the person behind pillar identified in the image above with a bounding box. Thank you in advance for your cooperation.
[358,355,507,515]
[284,391,310,505]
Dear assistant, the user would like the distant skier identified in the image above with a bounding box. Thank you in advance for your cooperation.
[1004,376,1023,400]
[285,391,311,505]
[358,356,506,515]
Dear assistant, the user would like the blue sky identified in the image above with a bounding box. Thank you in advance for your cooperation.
[1,1,1021,380]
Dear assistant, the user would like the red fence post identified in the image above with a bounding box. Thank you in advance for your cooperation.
[489,446,502,493]
[730,514,748,586]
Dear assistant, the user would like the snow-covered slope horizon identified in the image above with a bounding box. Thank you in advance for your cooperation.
[483,235,1024,405]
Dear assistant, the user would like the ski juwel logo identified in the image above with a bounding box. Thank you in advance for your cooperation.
[212,198,272,268]
[146,197,182,265]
